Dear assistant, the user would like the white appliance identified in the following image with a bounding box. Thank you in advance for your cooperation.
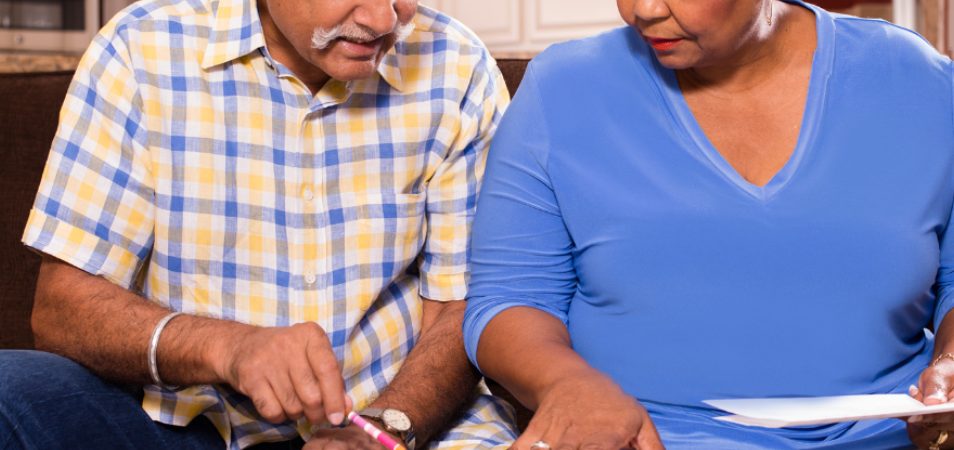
[0,0,99,53]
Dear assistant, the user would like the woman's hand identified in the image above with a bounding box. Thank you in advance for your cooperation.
[908,355,954,449]
[511,370,665,450]
[305,425,391,450]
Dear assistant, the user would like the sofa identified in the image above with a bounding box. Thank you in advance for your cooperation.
[0,59,532,429]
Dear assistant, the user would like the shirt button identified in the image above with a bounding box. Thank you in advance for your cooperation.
[304,273,317,285]
[302,186,314,202]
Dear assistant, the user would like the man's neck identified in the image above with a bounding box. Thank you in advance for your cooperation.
[257,1,330,95]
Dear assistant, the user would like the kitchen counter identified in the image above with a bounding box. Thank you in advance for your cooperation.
[0,51,80,73]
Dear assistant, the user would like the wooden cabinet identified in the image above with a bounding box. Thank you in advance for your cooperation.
[423,0,945,56]
[422,0,623,56]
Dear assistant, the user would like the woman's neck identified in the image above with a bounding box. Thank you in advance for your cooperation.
[679,2,816,94]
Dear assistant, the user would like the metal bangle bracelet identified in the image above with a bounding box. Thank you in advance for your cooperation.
[148,311,184,390]
[933,353,954,367]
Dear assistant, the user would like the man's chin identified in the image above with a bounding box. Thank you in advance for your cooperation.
[322,61,380,83]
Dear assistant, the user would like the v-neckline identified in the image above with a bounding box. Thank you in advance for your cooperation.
[651,0,835,202]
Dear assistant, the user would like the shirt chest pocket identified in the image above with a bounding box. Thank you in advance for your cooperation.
[335,190,427,279]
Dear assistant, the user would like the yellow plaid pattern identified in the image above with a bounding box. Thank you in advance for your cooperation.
[22,0,515,447]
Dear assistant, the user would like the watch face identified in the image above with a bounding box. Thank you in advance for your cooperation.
[382,409,412,432]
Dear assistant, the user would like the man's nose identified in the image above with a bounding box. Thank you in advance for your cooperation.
[352,0,399,36]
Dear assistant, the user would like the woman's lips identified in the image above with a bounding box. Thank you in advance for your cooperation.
[645,36,683,52]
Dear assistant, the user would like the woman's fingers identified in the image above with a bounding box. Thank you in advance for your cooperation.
[921,358,954,405]
[634,414,665,450]
[511,414,552,450]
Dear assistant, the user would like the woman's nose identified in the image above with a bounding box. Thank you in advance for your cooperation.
[631,0,670,23]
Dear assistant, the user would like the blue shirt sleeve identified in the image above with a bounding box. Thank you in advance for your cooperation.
[933,61,954,332]
[463,64,578,371]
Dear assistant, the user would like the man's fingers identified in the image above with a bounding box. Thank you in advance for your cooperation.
[305,329,347,425]
[289,354,326,424]
[249,382,288,424]
[268,373,304,421]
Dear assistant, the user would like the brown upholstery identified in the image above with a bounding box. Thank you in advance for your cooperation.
[0,71,73,350]
[495,58,530,99]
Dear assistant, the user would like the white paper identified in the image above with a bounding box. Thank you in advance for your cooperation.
[704,394,954,428]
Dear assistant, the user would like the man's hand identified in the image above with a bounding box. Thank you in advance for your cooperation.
[305,425,393,450]
[214,322,350,425]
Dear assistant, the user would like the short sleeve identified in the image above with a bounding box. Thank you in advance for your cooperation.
[462,64,578,370]
[418,53,510,301]
[21,27,155,288]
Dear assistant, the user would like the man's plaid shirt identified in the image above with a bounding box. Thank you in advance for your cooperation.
[22,0,516,447]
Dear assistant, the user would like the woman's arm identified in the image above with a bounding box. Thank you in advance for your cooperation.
[907,134,954,448]
[477,307,585,409]
[908,310,954,449]
[477,306,663,450]
[463,62,663,449]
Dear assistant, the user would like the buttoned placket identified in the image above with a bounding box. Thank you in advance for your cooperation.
[262,47,353,326]
[300,82,352,325]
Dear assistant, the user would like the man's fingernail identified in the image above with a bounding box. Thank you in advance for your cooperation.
[930,392,948,402]
[328,412,344,425]
[910,385,920,396]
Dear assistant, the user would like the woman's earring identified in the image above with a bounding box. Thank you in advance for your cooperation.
[766,0,774,26]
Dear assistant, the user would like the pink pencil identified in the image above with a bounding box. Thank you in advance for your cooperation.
[347,411,408,450]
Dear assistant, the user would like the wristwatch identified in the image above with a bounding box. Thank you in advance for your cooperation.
[359,407,416,450]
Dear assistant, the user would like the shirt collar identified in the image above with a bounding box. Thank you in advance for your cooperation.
[201,0,408,93]
[201,0,266,69]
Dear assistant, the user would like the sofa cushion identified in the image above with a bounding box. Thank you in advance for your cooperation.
[0,71,72,350]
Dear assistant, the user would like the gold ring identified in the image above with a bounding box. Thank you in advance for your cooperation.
[930,430,949,450]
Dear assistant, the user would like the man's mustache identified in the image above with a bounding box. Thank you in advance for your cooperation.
[311,21,415,50]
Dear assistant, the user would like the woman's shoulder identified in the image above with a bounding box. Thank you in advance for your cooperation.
[829,13,948,70]
[524,27,657,90]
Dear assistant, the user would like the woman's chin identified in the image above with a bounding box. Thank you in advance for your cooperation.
[653,54,697,71]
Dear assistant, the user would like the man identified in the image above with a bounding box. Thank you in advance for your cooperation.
[0,0,515,448]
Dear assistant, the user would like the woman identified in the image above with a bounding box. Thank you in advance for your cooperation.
[463,0,954,448]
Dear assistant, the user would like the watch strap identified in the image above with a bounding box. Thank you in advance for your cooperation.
[358,408,416,450]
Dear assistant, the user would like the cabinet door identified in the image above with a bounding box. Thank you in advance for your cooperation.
[422,0,622,54]
[526,0,622,46]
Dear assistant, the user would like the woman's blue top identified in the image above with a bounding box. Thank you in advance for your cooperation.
[463,1,954,448]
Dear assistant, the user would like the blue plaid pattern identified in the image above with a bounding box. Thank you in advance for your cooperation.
[22,0,516,447]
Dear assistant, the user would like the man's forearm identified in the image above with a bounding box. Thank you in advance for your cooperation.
[366,299,480,446]
[32,255,246,385]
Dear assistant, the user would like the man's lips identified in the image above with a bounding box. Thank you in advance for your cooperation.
[335,36,384,57]
[644,36,683,51]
